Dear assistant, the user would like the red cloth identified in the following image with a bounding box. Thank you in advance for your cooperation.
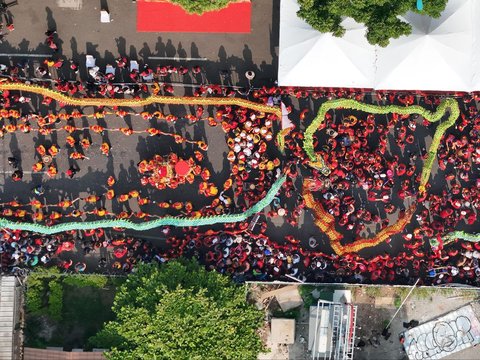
[158,165,169,178]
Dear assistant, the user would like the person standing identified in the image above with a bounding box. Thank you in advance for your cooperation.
[11,170,23,181]
[66,166,78,178]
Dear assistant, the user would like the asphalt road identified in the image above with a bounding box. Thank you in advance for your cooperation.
[0,0,279,87]
[0,1,478,278]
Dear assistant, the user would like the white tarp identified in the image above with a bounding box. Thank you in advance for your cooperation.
[279,0,480,92]
[279,0,375,88]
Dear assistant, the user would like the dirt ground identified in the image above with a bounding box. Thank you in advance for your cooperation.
[248,283,480,360]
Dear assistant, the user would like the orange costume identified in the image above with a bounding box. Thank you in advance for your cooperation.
[15,209,27,218]
[50,211,62,220]
[32,162,44,172]
[65,136,76,147]
[137,197,149,205]
[30,200,43,209]
[85,195,100,203]
[118,194,130,202]
[70,152,87,160]
[81,138,91,150]
[47,165,57,178]
[48,145,59,157]
[36,145,47,156]
[106,189,115,200]
[107,176,116,187]
[120,127,133,136]
[34,211,45,221]
[94,208,107,217]
[70,210,82,217]
[58,200,72,209]
[100,142,110,156]
[129,190,139,198]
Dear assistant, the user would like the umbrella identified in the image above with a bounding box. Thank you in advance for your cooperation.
[175,160,191,177]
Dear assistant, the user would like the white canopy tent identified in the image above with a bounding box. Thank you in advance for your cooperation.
[279,0,375,88]
[279,0,480,92]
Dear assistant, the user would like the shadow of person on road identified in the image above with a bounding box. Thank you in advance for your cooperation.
[139,42,151,63]
[165,39,176,58]
[45,6,56,31]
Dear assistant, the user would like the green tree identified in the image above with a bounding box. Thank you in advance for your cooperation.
[297,0,448,47]
[171,0,236,14]
[89,259,265,360]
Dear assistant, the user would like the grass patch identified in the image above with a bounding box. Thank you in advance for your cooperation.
[365,286,382,297]
[25,272,125,350]
[393,296,402,308]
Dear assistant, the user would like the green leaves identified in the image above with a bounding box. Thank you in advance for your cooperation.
[170,0,237,15]
[47,280,63,321]
[297,0,449,46]
[94,260,265,360]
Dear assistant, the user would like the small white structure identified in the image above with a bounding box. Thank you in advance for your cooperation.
[309,291,357,360]
[100,10,111,23]
[105,64,116,76]
[130,60,139,73]
[85,55,96,68]
[142,72,154,82]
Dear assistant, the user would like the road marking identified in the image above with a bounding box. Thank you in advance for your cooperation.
[0,171,47,174]
[148,56,208,61]
[0,54,51,58]
[56,0,83,10]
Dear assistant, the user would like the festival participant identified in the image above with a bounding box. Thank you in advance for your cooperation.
[11,170,23,181]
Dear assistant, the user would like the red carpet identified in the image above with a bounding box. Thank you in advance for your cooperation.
[137,0,251,33]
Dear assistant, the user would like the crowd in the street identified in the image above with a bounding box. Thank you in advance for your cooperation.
[0,41,479,285]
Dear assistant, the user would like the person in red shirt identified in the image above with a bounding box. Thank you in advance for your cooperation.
[66,166,78,178]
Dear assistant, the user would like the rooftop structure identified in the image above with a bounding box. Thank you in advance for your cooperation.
[0,276,20,360]
[308,290,357,360]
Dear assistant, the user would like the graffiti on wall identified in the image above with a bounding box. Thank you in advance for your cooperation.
[404,305,480,360]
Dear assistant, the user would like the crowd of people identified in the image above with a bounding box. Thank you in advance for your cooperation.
[0,44,478,285]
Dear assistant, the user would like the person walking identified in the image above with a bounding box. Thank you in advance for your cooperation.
[7,156,18,168]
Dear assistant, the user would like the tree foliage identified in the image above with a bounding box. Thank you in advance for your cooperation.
[171,0,237,14]
[297,0,449,47]
[47,280,63,321]
[90,259,265,360]
[25,267,61,315]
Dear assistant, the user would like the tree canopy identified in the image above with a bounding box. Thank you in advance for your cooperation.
[89,259,265,360]
[171,0,237,14]
[297,0,449,47]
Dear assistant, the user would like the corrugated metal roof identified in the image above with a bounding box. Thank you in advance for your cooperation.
[0,276,16,360]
